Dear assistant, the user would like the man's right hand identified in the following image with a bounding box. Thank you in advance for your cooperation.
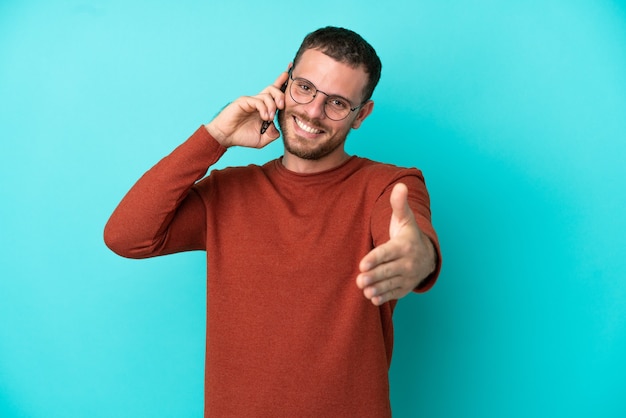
[204,68,290,149]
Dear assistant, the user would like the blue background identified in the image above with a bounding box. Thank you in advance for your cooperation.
[1,0,625,417]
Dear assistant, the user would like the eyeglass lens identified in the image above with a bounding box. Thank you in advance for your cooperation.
[290,78,353,121]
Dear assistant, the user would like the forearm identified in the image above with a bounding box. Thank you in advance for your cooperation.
[104,126,226,258]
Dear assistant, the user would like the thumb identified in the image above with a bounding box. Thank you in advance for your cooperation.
[389,183,413,236]
[261,122,280,147]
[262,121,281,141]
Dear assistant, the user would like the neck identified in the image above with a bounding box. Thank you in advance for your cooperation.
[281,150,351,174]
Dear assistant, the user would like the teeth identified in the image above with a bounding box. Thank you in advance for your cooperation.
[295,117,322,134]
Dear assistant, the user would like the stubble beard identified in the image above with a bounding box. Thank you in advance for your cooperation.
[277,109,349,161]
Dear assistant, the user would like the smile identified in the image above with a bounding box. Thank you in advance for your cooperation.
[294,117,323,134]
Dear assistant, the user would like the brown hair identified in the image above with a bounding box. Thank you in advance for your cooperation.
[292,26,382,103]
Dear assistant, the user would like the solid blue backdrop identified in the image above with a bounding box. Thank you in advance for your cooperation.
[1,0,625,417]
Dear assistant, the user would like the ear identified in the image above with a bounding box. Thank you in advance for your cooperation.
[351,100,374,129]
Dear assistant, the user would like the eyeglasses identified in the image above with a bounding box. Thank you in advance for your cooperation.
[288,71,364,121]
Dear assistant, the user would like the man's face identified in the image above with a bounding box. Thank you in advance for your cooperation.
[277,49,373,162]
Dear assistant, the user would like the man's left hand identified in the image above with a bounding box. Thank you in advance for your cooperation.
[357,183,436,306]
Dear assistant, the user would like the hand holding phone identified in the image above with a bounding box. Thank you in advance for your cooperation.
[260,70,290,134]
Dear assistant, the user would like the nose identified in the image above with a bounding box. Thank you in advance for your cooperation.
[301,93,327,120]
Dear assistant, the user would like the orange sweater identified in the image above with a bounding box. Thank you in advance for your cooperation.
[105,126,441,417]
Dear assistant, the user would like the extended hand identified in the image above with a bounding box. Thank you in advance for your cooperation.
[357,183,436,306]
[204,68,290,148]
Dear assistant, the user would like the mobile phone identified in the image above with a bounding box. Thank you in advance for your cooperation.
[260,72,290,134]
[279,76,289,93]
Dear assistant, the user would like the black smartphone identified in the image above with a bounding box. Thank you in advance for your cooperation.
[279,67,291,93]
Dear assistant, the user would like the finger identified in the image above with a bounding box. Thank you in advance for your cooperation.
[261,68,291,111]
[364,277,407,306]
[256,92,281,122]
[357,250,406,292]
[261,121,280,140]
[390,183,413,225]
[358,243,385,273]
[362,273,399,297]
[358,240,401,274]
[238,94,277,123]
[371,287,407,306]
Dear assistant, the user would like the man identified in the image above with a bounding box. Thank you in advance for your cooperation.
[105,26,441,417]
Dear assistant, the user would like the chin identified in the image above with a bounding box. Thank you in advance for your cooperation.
[282,137,324,160]
[278,110,348,161]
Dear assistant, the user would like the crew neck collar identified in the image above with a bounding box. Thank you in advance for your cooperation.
[272,155,361,181]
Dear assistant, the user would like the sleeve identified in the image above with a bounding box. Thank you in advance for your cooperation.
[103,126,227,259]
[370,170,442,293]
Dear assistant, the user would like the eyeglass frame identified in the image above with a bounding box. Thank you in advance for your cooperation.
[287,68,366,121]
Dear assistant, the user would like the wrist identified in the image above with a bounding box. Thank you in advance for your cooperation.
[204,123,230,148]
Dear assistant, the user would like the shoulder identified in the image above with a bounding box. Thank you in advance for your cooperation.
[351,157,425,188]
[211,160,276,180]
[194,160,277,196]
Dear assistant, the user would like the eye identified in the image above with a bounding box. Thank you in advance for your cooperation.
[295,79,314,94]
[328,98,349,110]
